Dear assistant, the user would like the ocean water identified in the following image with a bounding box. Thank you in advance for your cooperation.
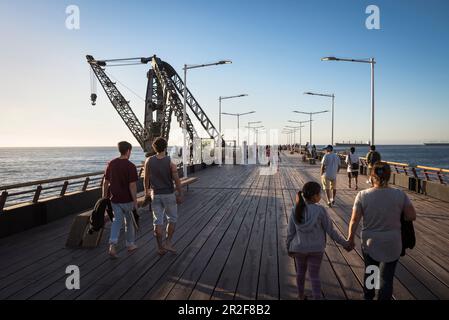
[0,145,448,188]
[332,145,449,169]
[0,147,146,187]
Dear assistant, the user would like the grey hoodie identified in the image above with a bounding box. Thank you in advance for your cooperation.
[286,203,347,253]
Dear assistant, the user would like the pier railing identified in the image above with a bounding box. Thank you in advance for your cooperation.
[358,157,449,184]
[0,166,145,212]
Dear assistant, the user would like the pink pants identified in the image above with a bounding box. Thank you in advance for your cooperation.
[294,252,324,299]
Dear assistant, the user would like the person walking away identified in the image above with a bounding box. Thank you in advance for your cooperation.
[287,182,350,300]
[347,162,416,300]
[266,145,271,166]
[311,145,317,159]
[144,137,183,256]
[320,145,340,207]
[103,141,139,259]
[365,145,381,184]
[303,142,309,156]
[346,147,360,190]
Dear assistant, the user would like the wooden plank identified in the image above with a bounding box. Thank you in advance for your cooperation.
[234,183,269,300]
[211,177,265,300]
[324,239,364,299]
[165,187,254,300]
[277,188,299,300]
[257,184,279,300]
[188,175,263,300]
[145,189,244,299]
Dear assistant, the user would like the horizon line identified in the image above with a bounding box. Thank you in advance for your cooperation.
[0,143,434,148]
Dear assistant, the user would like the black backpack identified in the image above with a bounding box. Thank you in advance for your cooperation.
[368,151,381,165]
[89,198,113,234]
[400,213,416,256]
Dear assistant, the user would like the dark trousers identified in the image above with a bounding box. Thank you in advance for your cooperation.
[362,251,398,300]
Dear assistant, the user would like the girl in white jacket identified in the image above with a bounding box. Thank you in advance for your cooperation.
[287,181,350,300]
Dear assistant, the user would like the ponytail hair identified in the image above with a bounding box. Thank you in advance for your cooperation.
[295,191,306,224]
[295,181,322,224]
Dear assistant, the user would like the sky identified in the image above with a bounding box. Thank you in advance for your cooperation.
[0,0,448,147]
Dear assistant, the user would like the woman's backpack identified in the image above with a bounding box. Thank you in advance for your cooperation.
[348,153,359,170]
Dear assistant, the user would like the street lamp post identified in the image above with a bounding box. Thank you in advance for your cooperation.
[221,111,255,147]
[255,128,266,145]
[282,130,294,149]
[218,94,248,165]
[304,92,335,145]
[293,110,329,147]
[288,120,311,152]
[245,125,263,164]
[183,59,232,177]
[321,56,376,145]
[285,125,305,151]
[247,121,262,145]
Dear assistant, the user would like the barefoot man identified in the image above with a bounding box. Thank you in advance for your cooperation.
[103,141,139,258]
[144,137,183,255]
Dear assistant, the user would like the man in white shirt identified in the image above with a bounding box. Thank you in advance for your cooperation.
[321,145,340,207]
[345,147,360,190]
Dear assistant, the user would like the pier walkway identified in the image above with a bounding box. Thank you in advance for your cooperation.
[0,152,448,300]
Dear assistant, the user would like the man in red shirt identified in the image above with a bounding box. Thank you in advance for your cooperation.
[103,141,138,258]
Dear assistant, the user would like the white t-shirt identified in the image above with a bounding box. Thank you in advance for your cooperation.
[353,188,412,262]
[345,152,360,173]
[321,152,340,180]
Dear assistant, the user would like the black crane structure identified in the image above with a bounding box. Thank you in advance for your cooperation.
[86,55,222,157]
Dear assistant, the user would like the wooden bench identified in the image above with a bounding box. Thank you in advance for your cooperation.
[180,176,199,191]
[66,211,104,248]
[66,176,199,248]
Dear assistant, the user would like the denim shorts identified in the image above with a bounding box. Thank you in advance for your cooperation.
[152,193,178,225]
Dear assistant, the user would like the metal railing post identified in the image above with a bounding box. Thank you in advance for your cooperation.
[82,177,90,191]
[0,191,8,212]
[437,171,444,184]
[60,181,69,197]
[32,186,42,203]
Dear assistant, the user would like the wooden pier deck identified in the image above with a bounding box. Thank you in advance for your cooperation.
[0,152,448,300]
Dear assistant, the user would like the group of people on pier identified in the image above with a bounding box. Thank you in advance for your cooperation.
[287,144,416,300]
[102,138,182,258]
[101,139,416,300]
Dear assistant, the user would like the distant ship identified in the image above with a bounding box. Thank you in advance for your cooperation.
[423,142,449,146]
[335,141,370,147]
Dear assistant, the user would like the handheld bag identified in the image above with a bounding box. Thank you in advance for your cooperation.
[400,212,416,256]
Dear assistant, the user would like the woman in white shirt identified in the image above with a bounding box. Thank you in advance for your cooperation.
[347,162,416,300]
[345,147,360,190]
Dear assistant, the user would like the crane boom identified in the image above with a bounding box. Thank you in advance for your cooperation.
[86,55,151,151]
[87,54,221,158]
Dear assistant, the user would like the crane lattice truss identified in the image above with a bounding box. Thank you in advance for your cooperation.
[87,55,220,156]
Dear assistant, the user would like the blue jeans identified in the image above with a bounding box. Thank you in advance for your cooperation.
[363,250,398,300]
[109,202,135,246]
[152,193,178,226]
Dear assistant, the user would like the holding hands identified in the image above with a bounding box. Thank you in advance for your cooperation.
[343,238,355,252]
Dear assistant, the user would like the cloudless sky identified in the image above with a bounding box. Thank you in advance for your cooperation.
[1,0,448,147]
